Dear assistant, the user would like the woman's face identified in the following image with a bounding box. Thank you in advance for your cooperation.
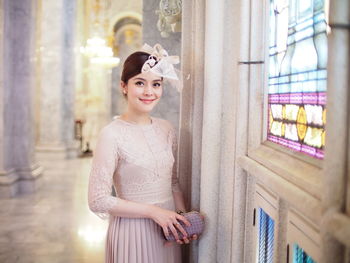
[122,71,163,113]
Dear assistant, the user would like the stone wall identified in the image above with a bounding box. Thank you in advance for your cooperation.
[180,0,350,262]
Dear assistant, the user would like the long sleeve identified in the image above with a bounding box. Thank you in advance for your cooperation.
[88,127,120,219]
[169,124,182,193]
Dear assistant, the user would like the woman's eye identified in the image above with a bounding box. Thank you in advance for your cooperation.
[153,82,161,87]
[135,81,144,86]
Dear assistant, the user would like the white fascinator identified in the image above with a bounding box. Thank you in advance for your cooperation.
[140,43,182,92]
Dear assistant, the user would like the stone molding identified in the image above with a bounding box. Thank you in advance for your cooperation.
[0,164,43,198]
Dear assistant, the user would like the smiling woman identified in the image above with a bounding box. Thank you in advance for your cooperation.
[121,70,163,116]
[88,44,198,263]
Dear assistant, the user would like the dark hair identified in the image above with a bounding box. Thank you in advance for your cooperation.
[121,51,151,83]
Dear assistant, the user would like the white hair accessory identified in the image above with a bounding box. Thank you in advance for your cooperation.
[140,43,183,92]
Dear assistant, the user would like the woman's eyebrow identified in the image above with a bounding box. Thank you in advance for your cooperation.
[133,77,162,82]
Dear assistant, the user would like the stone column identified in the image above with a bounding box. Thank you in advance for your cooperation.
[197,0,225,262]
[321,0,350,262]
[181,0,206,261]
[142,0,181,131]
[0,0,43,198]
[36,0,77,159]
[0,0,4,188]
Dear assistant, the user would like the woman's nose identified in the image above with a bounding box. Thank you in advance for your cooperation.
[144,84,153,94]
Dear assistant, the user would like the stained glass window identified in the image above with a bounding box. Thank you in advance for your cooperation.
[293,244,316,263]
[258,208,275,263]
[267,0,327,159]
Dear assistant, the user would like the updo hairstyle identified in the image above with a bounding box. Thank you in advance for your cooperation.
[121,51,151,82]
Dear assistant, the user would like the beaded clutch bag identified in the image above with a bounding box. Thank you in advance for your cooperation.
[164,211,205,241]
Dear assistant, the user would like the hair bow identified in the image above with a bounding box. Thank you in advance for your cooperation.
[141,43,180,80]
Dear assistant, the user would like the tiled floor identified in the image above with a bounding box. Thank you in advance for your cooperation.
[0,157,108,263]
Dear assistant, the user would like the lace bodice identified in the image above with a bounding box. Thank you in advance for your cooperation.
[88,116,181,219]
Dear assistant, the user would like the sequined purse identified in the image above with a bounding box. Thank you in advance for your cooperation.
[164,211,205,241]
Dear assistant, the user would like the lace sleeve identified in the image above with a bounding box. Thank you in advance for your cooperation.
[169,124,182,193]
[88,127,120,219]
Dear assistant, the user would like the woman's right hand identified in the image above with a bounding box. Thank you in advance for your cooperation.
[148,205,191,241]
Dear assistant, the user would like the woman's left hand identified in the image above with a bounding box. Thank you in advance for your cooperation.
[177,234,198,245]
[164,234,198,247]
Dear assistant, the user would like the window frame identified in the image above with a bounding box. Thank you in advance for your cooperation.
[246,0,328,202]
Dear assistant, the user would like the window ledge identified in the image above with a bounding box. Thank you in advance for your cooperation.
[237,155,322,224]
[248,143,322,200]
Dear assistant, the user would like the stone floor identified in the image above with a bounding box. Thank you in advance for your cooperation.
[0,157,108,263]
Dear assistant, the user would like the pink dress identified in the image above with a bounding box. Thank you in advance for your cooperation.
[88,116,182,263]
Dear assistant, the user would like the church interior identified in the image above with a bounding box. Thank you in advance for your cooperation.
[0,0,349,262]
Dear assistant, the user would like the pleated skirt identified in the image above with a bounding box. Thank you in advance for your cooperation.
[105,216,182,263]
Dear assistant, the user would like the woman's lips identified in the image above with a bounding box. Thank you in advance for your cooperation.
[139,98,156,104]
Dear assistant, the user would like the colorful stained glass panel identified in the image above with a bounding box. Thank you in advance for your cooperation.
[267,0,327,159]
[258,208,275,263]
[293,244,316,263]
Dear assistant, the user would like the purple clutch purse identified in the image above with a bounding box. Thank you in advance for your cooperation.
[164,211,205,241]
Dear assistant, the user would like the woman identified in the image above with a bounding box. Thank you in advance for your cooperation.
[88,44,196,263]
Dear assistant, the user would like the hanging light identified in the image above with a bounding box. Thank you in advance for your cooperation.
[90,56,120,68]
[80,36,120,68]
[80,0,120,68]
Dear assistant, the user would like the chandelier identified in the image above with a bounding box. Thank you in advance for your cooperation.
[80,0,120,68]
[80,37,120,68]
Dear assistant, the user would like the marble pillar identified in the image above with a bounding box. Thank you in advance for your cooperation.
[197,0,225,262]
[142,0,181,131]
[230,0,251,262]
[321,0,350,262]
[0,0,4,173]
[0,0,43,198]
[36,0,78,160]
[180,0,206,262]
[181,0,250,261]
